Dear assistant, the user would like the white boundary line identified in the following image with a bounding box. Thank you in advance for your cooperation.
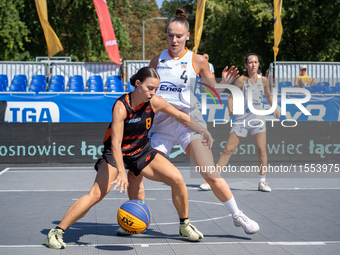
[0,240,339,248]
[0,168,10,176]
[2,187,340,192]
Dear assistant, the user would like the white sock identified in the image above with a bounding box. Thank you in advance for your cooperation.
[258,175,266,183]
[223,196,241,216]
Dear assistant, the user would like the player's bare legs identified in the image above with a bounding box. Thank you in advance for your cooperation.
[127,171,145,201]
[186,138,233,202]
[216,132,242,169]
[252,132,271,191]
[45,162,118,249]
[58,162,118,230]
[141,153,203,240]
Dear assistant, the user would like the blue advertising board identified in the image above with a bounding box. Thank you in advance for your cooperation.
[0,93,339,123]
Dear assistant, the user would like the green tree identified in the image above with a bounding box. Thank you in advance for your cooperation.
[0,0,30,60]
[161,0,340,76]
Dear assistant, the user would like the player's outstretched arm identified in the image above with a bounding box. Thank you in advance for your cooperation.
[151,95,213,149]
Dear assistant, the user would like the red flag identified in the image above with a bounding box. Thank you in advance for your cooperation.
[93,0,121,65]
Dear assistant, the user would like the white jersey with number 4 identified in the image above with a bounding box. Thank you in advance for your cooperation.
[155,48,199,124]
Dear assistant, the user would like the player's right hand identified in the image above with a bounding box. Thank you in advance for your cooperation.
[111,170,129,194]
[229,110,234,117]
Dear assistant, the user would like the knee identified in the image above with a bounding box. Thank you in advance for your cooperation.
[205,176,223,187]
[171,173,186,188]
[89,188,106,204]
[257,147,267,158]
[222,146,236,156]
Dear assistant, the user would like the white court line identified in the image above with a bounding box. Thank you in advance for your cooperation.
[0,168,10,176]
[2,187,340,193]
[0,187,198,193]
[7,170,94,173]
[0,240,339,248]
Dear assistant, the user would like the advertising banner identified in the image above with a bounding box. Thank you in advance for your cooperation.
[1,93,340,123]
[0,122,338,166]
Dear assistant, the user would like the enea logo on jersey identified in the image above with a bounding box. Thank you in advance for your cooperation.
[159,82,183,92]
[5,102,60,123]
[181,62,187,69]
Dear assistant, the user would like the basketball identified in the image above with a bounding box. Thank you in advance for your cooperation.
[117,200,152,234]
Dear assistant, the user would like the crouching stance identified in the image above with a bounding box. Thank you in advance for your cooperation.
[45,67,208,249]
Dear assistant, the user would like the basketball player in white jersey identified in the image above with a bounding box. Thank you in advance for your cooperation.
[201,53,280,192]
[118,8,260,236]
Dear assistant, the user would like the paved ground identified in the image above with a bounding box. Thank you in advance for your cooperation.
[0,163,340,255]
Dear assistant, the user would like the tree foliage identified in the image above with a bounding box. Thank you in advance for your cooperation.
[1,0,340,69]
[0,0,167,62]
[162,0,340,75]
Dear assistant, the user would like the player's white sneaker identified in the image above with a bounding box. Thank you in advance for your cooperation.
[233,211,259,235]
[258,181,271,192]
[116,227,147,235]
[179,219,204,241]
[45,228,66,249]
[199,182,211,191]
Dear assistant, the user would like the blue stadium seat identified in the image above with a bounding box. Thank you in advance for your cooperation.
[32,75,47,90]
[88,81,104,92]
[108,76,124,92]
[48,82,65,92]
[317,82,326,94]
[317,81,330,87]
[13,75,28,90]
[0,74,8,88]
[69,80,85,92]
[88,75,103,81]
[28,82,45,93]
[305,86,318,94]
[324,86,337,94]
[88,76,104,92]
[0,79,7,91]
[335,82,340,93]
[9,79,26,92]
[49,75,65,91]
[69,75,85,91]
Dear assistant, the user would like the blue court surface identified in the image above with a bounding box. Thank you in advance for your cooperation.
[0,163,340,255]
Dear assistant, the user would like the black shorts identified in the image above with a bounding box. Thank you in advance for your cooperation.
[94,143,157,176]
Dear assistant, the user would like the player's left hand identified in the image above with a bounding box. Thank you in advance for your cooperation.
[222,66,239,84]
[201,129,213,149]
[274,109,280,119]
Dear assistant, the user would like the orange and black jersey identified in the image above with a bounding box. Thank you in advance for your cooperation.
[103,92,155,158]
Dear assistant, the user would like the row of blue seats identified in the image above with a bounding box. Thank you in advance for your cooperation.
[279,81,340,94]
[0,74,132,92]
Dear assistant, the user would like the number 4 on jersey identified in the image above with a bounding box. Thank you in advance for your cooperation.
[180,70,188,83]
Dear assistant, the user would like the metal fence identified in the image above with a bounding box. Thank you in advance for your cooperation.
[123,60,150,85]
[51,62,121,89]
[0,61,46,85]
[273,61,340,87]
[3,60,340,91]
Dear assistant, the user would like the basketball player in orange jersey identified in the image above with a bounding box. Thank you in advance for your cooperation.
[124,8,260,236]
[45,67,211,249]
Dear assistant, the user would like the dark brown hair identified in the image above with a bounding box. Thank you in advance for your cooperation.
[168,8,189,31]
[244,53,260,77]
[130,67,160,87]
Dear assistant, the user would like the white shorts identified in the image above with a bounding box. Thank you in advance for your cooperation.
[149,106,206,156]
[230,117,266,138]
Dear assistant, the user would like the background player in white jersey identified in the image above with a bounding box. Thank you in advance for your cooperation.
[121,8,260,236]
[202,53,280,192]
